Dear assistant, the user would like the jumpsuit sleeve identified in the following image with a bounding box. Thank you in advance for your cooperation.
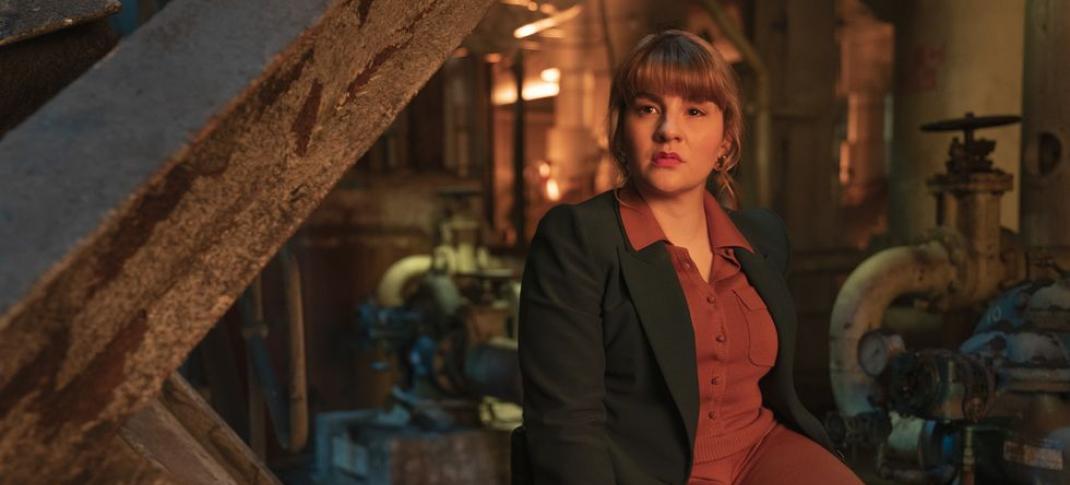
[518,204,615,485]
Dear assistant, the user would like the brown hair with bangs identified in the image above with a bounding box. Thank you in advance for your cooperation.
[608,30,744,208]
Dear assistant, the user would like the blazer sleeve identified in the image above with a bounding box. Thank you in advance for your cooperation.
[518,204,615,485]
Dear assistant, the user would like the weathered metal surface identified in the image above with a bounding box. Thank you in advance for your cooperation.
[829,240,955,416]
[1022,0,1070,250]
[90,432,179,485]
[158,374,280,484]
[0,0,494,481]
[0,0,120,47]
[120,398,238,484]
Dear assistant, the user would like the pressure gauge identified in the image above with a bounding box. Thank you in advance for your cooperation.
[858,330,906,377]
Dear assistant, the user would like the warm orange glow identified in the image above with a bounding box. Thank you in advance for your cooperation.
[513,5,582,39]
[538,161,551,177]
[540,68,561,83]
[491,80,560,105]
[545,178,561,201]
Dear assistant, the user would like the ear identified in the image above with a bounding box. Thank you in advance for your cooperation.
[719,141,733,158]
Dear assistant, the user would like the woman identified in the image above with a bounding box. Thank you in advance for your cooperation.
[517,31,863,485]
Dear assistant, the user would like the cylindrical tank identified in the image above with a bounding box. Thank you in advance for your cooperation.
[1021,0,1070,255]
[887,0,1025,241]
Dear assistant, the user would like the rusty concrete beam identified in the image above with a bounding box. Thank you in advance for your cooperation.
[0,0,493,481]
[0,0,120,47]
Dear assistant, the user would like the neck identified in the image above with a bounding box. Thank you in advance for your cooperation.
[631,181,708,243]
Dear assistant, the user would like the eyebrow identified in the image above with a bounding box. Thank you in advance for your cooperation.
[633,92,716,106]
[633,92,663,104]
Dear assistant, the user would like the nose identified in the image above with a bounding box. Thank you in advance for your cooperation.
[655,112,682,142]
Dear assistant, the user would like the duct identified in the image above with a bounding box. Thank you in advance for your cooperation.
[829,240,955,416]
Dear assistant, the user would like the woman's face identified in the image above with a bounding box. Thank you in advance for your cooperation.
[624,92,727,197]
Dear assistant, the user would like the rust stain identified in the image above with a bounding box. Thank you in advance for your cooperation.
[402,1,436,35]
[344,1,434,101]
[291,80,323,157]
[0,310,148,438]
[357,0,373,26]
[47,311,150,427]
[346,43,404,99]
[256,48,315,113]
[88,164,195,300]
[0,326,70,421]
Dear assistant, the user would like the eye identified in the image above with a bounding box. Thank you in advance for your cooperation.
[687,107,706,117]
[634,103,659,115]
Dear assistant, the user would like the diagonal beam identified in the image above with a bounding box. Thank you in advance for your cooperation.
[0,0,493,481]
[0,0,119,47]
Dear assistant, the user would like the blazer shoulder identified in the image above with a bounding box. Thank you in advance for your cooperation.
[730,208,791,274]
[534,191,620,253]
[540,190,619,240]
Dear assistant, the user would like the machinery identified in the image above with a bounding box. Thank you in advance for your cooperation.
[311,187,523,484]
[828,114,1070,484]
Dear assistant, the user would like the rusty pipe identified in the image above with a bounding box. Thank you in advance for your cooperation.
[829,240,956,416]
[280,246,308,452]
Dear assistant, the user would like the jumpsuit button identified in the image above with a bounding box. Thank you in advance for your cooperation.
[707,411,716,419]
[710,376,720,385]
[716,334,726,342]
[706,295,716,303]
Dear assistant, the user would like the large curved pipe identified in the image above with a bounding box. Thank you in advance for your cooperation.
[377,255,433,307]
[830,240,956,416]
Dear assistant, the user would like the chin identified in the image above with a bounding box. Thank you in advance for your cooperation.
[636,172,704,197]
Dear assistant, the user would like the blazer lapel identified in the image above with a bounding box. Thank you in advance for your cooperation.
[618,244,699,447]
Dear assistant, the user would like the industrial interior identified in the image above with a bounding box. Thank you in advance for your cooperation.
[0,0,1067,483]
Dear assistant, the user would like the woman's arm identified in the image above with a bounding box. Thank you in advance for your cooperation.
[518,204,615,484]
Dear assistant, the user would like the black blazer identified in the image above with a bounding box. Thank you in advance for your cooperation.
[516,190,836,485]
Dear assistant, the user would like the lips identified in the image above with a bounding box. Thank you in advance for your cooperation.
[652,151,682,168]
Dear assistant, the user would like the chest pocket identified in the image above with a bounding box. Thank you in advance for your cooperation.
[733,286,778,367]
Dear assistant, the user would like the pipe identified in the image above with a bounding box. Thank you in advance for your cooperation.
[239,246,309,452]
[699,0,772,208]
[829,241,956,416]
[377,254,433,307]
[512,49,527,247]
[243,275,268,458]
[281,245,309,452]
